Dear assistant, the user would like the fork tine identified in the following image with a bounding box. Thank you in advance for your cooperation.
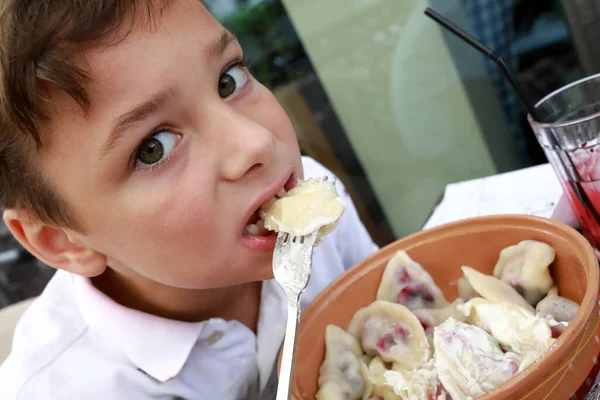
[276,231,288,247]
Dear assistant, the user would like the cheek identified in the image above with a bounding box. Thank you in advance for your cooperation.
[89,181,221,270]
[146,194,215,244]
[252,86,299,147]
[115,199,218,284]
[137,179,222,245]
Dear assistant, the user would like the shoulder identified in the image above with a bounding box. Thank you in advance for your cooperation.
[301,156,338,182]
[0,271,96,399]
[2,343,148,400]
[301,156,348,197]
[301,156,329,177]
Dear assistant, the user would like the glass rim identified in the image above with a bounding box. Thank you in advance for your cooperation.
[528,72,600,130]
[537,140,600,152]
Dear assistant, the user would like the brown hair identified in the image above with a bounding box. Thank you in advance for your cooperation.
[0,0,172,229]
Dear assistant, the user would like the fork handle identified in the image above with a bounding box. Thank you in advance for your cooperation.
[276,302,300,400]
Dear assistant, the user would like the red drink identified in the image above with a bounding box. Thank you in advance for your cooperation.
[560,179,600,249]
[529,73,600,251]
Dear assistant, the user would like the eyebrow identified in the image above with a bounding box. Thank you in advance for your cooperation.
[100,30,238,157]
[206,30,238,60]
[101,87,176,155]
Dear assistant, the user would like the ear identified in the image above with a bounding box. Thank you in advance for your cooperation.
[3,209,107,277]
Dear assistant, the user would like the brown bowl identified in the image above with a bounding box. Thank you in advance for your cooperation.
[284,215,600,400]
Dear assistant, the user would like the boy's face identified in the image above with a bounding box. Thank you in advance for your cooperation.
[38,0,302,289]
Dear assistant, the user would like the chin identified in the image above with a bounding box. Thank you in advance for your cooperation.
[237,258,275,283]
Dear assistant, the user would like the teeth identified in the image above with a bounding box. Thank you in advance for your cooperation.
[244,220,268,236]
[245,224,259,236]
[277,187,287,198]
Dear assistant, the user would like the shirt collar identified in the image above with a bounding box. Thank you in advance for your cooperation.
[73,275,205,382]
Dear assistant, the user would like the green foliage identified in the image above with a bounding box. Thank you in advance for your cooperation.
[219,0,307,89]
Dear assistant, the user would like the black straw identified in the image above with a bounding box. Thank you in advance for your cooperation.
[424,7,600,227]
[424,7,546,123]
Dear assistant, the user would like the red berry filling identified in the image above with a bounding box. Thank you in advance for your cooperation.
[442,330,465,345]
[550,324,564,338]
[430,381,447,400]
[397,268,412,283]
[394,324,409,336]
[375,333,395,352]
[397,282,435,305]
[417,315,433,332]
[375,323,410,352]
[509,360,519,374]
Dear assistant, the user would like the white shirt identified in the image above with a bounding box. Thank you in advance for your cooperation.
[0,157,379,400]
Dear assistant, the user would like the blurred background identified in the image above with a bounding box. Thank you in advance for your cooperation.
[2,0,599,307]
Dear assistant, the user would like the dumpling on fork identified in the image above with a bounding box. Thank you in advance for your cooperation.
[493,240,555,306]
[316,325,365,400]
[259,176,346,244]
[347,300,431,371]
[376,251,448,310]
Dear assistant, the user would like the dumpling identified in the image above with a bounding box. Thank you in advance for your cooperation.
[536,287,579,323]
[459,297,492,327]
[360,354,375,366]
[536,287,579,337]
[316,383,357,400]
[543,316,570,338]
[377,251,448,310]
[461,266,534,313]
[259,177,346,243]
[412,299,466,344]
[457,277,478,301]
[434,318,519,400]
[493,240,555,305]
[461,300,555,371]
[348,300,431,371]
[317,325,365,400]
[359,357,399,400]
[383,359,450,400]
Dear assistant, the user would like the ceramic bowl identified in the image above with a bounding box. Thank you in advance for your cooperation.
[285,215,600,400]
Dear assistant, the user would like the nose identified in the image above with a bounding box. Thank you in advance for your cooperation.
[215,106,276,181]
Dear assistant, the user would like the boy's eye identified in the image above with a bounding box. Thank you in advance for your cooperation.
[218,65,248,98]
[135,130,179,169]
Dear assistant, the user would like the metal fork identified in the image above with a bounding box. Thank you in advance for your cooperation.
[585,382,600,400]
[273,230,318,400]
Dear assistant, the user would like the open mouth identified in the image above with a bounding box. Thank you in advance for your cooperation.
[242,174,296,237]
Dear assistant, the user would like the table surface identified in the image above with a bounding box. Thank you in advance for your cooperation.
[423,163,563,229]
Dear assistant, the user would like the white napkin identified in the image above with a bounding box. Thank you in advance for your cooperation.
[550,193,579,228]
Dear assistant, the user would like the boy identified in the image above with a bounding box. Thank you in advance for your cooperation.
[0,0,378,399]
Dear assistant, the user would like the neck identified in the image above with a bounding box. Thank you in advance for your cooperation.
[92,268,263,331]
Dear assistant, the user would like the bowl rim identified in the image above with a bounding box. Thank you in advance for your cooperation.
[291,214,600,399]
